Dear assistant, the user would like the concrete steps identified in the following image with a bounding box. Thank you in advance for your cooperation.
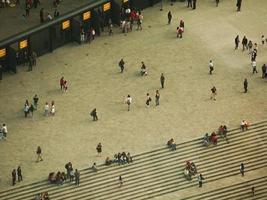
[0,120,267,200]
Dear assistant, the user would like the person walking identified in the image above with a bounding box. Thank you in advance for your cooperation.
[125,95,132,111]
[251,60,258,74]
[44,102,49,116]
[17,166,23,182]
[146,93,152,107]
[90,108,98,121]
[119,176,123,187]
[118,59,125,73]
[243,78,248,93]
[12,169,16,186]
[167,11,172,24]
[261,64,266,78]
[236,0,242,11]
[160,73,165,89]
[242,36,248,51]
[155,90,160,106]
[210,86,217,101]
[209,60,214,75]
[96,143,102,156]
[235,35,240,50]
[36,146,43,162]
[240,163,245,176]
[74,169,80,186]
[198,174,204,187]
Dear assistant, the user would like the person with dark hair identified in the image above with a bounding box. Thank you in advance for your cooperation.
[125,95,132,111]
[17,166,23,182]
[243,78,248,93]
[118,59,125,73]
[167,11,172,24]
[198,174,204,187]
[12,169,16,186]
[235,35,240,50]
[146,93,152,107]
[261,64,266,78]
[187,0,192,8]
[215,0,219,7]
[192,0,197,9]
[236,0,242,11]
[96,143,102,155]
[36,146,43,162]
[155,90,160,106]
[74,169,80,186]
[240,163,245,176]
[160,73,165,89]
[90,108,98,121]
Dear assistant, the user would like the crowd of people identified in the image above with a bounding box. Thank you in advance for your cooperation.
[105,152,133,166]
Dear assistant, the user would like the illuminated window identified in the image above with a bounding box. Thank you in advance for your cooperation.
[103,2,111,11]
[0,48,6,58]
[83,11,91,21]
[62,20,70,30]
[19,40,28,49]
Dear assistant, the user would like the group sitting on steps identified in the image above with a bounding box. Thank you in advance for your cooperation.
[105,152,133,166]
[184,161,198,181]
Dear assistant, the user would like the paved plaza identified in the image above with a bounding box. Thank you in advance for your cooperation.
[0,0,267,199]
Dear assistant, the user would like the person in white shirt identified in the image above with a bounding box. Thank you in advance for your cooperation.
[50,101,56,115]
[251,60,258,74]
[125,95,132,111]
[209,60,214,75]
[2,124,7,138]
[44,102,49,116]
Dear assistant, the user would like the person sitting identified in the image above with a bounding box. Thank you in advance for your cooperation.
[113,154,118,163]
[241,120,249,131]
[184,168,192,181]
[167,138,177,150]
[92,162,98,172]
[177,26,184,38]
[126,152,133,163]
[48,172,56,184]
[202,133,210,146]
[121,152,127,164]
[218,125,228,138]
[210,132,218,145]
[140,62,148,76]
[117,153,122,164]
[186,161,197,176]
[105,157,112,166]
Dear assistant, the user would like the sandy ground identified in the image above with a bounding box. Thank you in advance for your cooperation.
[0,0,267,195]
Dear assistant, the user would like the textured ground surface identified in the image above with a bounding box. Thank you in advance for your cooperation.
[0,0,267,198]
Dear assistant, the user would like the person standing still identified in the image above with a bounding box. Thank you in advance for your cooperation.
[167,11,172,24]
[33,94,39,110]
[192,0,196,9]
[215,0,219,7]
[187,0,192,8]
[60,76,64,91]
[74,169,80,186]
[235,35,240,50]
[243,78,248,93]
[119,176,123,187]
[12,169,16,186]
[36,146,43,162]
[252,186,255,196]
[160,73,165,89]
[240,163,245,176]
[90,108,98,121]
[155,90,160,106]
[146,93,152,107]
[96,143,102,156]
[236,0,242,11]
[17,166,23,182]
[209,60,214,75]
[198,174,204,187]
[262,64,266,78]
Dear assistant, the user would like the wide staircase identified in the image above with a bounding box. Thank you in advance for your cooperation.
[182,176,267,200]
[1,120,267,200]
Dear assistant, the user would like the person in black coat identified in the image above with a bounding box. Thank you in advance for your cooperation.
[12,169,16,186]
[192,0,196,9]
[236,0,242,11]
[187,0,192,8]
